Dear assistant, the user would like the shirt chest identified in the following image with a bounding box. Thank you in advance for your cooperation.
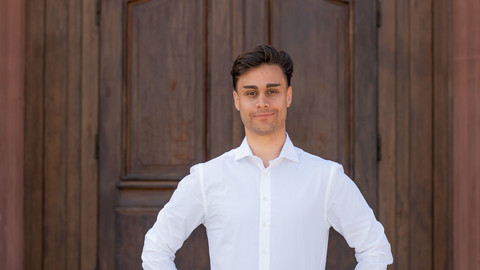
[204,164,328,231]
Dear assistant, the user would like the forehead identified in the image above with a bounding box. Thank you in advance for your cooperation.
[237,64,286,86]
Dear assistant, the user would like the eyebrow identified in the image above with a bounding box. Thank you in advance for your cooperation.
[242,83,281,89]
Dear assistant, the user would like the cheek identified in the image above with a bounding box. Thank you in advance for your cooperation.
[236,102,250,117]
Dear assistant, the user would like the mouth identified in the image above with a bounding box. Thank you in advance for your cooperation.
[252,111,275,119]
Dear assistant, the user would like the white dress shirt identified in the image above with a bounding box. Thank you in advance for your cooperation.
[142,135,393,270]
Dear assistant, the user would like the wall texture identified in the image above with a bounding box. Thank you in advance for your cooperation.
[453,0,480,269]
[0,0,25,269]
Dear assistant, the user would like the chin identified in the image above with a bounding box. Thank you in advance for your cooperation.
[250,127,279,136]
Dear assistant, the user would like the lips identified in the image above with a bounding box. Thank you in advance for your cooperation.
[252,111,276,119]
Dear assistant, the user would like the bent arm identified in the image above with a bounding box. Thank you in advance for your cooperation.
[142,166,206,270]
[326,165,393,270]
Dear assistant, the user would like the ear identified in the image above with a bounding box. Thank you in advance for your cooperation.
[233,90,240,111]
[286,86,293,108]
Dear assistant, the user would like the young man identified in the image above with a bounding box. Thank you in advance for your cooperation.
[142,45,393,269]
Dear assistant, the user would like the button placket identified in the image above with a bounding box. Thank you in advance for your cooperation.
[258,168,271,270]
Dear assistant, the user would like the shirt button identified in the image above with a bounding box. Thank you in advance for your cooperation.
[263,196,268,201]
[262,170,267,176]
[262,222,267,227]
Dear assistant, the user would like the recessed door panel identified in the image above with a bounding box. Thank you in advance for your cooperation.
[126,0,206,179]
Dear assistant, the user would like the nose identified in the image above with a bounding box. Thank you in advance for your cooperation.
[256,94,269,108]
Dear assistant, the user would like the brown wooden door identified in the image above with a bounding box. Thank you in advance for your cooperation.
[98,0,377,269]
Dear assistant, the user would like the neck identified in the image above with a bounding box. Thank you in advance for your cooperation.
[245,129,286,168]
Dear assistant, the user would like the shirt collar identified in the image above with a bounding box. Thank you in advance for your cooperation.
[278,134,299,162]
[233,133,299,163]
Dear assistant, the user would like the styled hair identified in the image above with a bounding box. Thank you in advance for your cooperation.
[230,44,294,90]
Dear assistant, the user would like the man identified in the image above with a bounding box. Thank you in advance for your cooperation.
[142,45,393,269]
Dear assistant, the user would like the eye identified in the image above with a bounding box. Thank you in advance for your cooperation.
[267,89,279,95]
[246,91,257,97]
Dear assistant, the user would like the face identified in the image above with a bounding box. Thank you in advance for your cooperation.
[233,64,292,137]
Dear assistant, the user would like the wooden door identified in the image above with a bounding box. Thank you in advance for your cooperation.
[99,0,377,269]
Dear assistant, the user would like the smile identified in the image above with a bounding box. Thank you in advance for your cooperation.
[253,112,275,119]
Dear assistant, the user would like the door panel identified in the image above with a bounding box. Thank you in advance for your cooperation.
[126,0,206,179]
[99,0,377,269]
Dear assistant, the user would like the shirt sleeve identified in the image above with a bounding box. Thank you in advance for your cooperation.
[326,165,393,270]
[141,165,206,270]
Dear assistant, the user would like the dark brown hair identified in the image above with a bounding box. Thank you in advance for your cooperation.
[230,44,294,90]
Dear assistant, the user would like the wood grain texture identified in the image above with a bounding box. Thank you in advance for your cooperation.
[377,0,397,268]
[352,0,378,208]
[0,0,25,269]
[24,0,45,269]
[43,0,69,268]
[80,0,100,268]
[100,0,211,268]
[98,0,123,267]
[433,0,452,269]
[39,0,94,268]
[126,0,206,178]
[394,1,411,269]
[209,0,234,158]
[66,0,82,268]
[453,0,480,269]
[409,0,433,269]
[24,0,100,269]
[377,0,452,269]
